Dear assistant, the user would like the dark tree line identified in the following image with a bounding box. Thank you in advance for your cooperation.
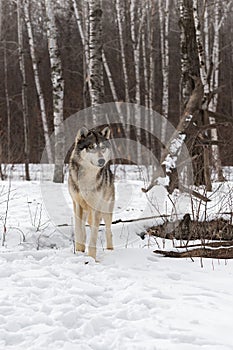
[0,0,232,173]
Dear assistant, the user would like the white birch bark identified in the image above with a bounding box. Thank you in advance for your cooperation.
[72,0,119,110]
[193,0,207,89]
[130,0,141,163]
[179,0,192,112]
[72,0,91,98]
[130,2,146,164]
[148,2,155,161]
[203,4,210,75]
[115,0,131,156]
[89,0,104,113]
[24,0,53,164]
[115,0,129,103]
[208,1,222,179]
[142,27,149,109]
[102,50,118,104]
[148,7,154,112]
[44,0,65,183]
[159,0,170,149]
[17,0,30,180]
[130,2,147,105]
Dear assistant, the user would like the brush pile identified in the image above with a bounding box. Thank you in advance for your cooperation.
[147,214,233,259]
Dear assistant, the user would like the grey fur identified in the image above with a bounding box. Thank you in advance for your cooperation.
[68,126,115,260]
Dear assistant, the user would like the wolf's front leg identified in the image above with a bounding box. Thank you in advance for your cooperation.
[88,211,101,260]
[74,202,86,253]
[103,213,113,250]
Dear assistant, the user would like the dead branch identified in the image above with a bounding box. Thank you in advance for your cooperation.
[57,214,170,228]
[207,110,233,124]
[198,122,230,131]
[195,140,226,146]
[175,241,233,249]
[111,215,169,224]
[179,184,211,202]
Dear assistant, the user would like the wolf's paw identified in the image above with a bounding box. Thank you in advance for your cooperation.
[106,246,114,250]
[88,247,97,261]
[76,243,85,253]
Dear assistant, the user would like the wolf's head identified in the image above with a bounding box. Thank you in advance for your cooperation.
[74,126,112,168]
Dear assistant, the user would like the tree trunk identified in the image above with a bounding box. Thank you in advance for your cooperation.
[130,0,141,107]
[142,76,210,203]
[208,1,224,181]
[142,26,149,109]
[179,0,200,113]
[0,0,3,175]
[115,0,131,158]
[159,0,170,152]
[89,0,104,114]
[192,0,211,191]
[72,0,91,106]
[115,0,129,104]
[3,40,11,163]
[130,2,146,164]
[44,0,65,183]
[17,0,30,180]
[24,0,53,164]
[148,1,156,161]
[179,0,208,187]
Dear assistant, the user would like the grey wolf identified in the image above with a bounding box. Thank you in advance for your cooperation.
[68,126,115,260]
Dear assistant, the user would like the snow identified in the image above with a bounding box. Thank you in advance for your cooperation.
[0,165,233,350]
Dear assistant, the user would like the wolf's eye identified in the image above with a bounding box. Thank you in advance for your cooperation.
[100,144,106,151]
[87,143,97,151]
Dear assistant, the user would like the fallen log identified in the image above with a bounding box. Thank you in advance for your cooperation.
[154,247,233,259]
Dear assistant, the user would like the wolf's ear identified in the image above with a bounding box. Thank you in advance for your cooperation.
[75,127,89,143]
[101,126,111,139]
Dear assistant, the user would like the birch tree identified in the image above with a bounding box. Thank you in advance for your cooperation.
[159,0,170,151]
[130,1,146,164]
[130,0,140,107]
[194,0,226,181]
[72,0,119,107]
[148,4,155,113]
[115,0,129,104]
[89,0,104,112]
[72,0,91,106]
[44,0,65,183]
[24,0,53,164]
[206,1,224,180]
[17,0,30,180]
[179,0,200,112]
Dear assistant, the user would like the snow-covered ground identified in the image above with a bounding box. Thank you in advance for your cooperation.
[0,165,233,350]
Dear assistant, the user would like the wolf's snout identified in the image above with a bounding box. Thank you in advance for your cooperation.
[98,158,105,167]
